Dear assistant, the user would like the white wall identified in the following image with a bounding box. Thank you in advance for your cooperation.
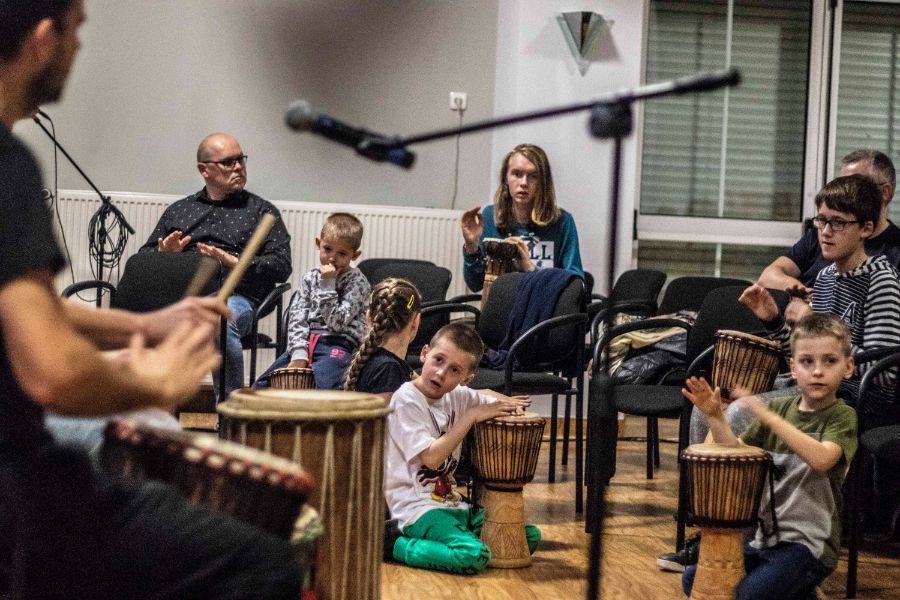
[14,0,499,212]
[492,1,647,295]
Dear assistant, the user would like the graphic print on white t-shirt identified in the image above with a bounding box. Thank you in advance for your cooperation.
[525,235,555,271]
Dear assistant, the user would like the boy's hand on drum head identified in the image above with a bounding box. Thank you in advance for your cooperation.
[682,376,725,419]
[287,359,309,369]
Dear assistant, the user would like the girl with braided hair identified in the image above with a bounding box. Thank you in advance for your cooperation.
[342,277,422,400]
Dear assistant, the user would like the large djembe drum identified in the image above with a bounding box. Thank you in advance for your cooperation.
[269,367,316,390]
[712,330,781,401]
[217,389,390,600]
[102,418,315,538]
[682,443,771,600]
[482,237,519,307]
[470,412,545,568]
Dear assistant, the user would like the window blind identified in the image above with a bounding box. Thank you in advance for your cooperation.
[641,0,811,222]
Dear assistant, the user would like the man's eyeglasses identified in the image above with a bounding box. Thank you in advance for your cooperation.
[201,154,247,169]
[811,216,858,232]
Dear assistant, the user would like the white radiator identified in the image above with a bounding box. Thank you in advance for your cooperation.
[53,190,466,375]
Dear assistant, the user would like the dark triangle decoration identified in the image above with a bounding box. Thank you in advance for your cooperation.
[557,11,609,75]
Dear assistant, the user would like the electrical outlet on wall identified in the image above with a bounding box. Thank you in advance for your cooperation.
[449,92,467,111]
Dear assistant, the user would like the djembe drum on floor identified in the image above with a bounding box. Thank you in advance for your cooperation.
[217,389,390,600]
[269,367,316,390]
[101,418,315,538]
[482,237,519,308]
[682,443,771,600]
[469,412,545,568]
[712,330,782,401]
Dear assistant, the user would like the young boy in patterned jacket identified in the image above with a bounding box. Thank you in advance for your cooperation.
[256,212,370,390]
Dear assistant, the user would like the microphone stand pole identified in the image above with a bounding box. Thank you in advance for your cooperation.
[353,68,741,600]
[33,115,135,306]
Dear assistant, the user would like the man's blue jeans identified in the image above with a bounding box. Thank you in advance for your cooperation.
[212,294,256,402]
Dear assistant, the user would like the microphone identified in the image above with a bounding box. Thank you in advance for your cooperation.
[285,100,415,169]
[41,188,53,205]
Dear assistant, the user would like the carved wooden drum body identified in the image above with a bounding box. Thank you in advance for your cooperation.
[218,389,390,600]
[682,443,770,600]
[470,412,545,568]
[269,367,316,390]
[712,330,781,400]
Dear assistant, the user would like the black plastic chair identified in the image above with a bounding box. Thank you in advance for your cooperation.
[61,251,222,311]
[587,277,752,475]
[427,271,588,511]
[367,261,453,361]
[357,258,438,285]
[540,269,666,485]
[845,347,900,598]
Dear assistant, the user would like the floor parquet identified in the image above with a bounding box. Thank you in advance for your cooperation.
[381,417,900,599]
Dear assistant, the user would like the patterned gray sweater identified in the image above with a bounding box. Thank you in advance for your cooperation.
[286,266,370,361]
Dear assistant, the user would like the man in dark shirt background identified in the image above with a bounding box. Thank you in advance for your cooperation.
[140,133,292,400]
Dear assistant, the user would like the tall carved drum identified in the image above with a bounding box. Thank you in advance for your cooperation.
[712,330,781,400]
[682,443,770,600]
[217,390,391,600]
[470,412,545,568]
[482,237,519,308]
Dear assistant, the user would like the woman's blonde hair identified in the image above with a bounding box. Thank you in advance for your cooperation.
[342,277,422,391]
[492,143,561,232]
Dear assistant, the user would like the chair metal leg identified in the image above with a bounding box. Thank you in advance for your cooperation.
[575,374,585,514]
[562,385,573,466]
[247,311,260,383]
[548,394,559,483]
[653,418,661,467]
[846,452,869,599]
[646,417,655,480]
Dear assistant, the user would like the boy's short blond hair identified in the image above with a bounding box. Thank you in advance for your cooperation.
[321,212,364,250]
[790,313,852,357]
[430,322,485,370]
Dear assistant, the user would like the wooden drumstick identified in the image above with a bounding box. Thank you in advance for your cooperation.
[182,256,220,298]
[216,212,276,302]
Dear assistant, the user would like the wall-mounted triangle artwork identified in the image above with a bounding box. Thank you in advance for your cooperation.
[556,11,610,75]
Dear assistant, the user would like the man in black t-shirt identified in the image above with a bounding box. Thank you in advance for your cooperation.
[759,149,900,322]
[0,2,300,598]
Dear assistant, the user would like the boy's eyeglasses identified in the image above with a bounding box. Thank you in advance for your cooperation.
[811,216,858,232]
[201,154,248,169]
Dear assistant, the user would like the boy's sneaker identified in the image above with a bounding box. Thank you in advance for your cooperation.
[383,519,402,562]
[656,533,700,572]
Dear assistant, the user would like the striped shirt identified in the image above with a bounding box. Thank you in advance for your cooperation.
[767,255,900,400]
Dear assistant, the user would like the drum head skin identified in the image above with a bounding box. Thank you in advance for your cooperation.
[716,329,780,350]
[492,412,545,425]
[682,442,766,459]
[220,389,391,420]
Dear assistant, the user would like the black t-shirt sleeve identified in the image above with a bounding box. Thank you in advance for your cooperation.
[0,133,65,289]
[357,358,412,395]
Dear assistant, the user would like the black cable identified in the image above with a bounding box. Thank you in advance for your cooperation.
[449,109,464,209]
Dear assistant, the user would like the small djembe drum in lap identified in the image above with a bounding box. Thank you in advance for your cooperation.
[682,443,771,600]
[469,412,545,568]
[712,330,782,401]
[269,367,316,390]
[481,237,519,308]
[217,389,390,600]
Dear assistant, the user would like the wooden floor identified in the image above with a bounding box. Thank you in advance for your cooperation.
[381,417,900,600]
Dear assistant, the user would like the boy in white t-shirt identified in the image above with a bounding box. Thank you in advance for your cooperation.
[383,322,540,574]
